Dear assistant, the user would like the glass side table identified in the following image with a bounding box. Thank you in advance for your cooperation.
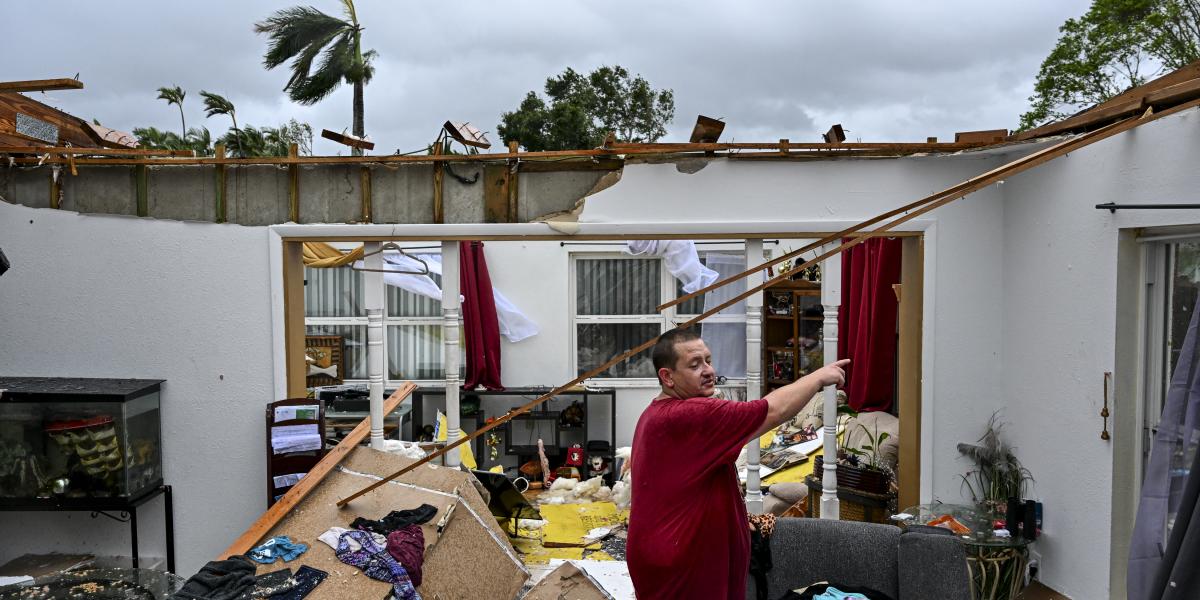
[895,503,1031,600]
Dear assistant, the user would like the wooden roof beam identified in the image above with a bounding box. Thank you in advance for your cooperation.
[0,78,84,93]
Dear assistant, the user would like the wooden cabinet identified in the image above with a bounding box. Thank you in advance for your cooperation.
[761,279,823,395]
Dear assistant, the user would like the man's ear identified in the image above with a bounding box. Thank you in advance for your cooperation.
[658,367,674,388]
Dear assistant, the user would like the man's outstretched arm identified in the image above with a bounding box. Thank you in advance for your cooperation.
[752,359,849,439]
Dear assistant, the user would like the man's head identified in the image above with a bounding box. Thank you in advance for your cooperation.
[652,328,716,398]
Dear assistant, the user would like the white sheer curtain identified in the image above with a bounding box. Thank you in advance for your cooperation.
[700,253,747,379]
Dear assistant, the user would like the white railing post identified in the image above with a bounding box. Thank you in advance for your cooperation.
[820,245,842,519]
[442,241,462,467]
[744,239,764,513]
[364,241,385,451]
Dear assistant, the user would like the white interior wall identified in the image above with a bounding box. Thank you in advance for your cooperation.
[0,203,275,575]
[999,105,1200,600]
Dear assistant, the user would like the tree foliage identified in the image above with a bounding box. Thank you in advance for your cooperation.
[133,126,214,156]
[498,65,676,151]
[255,0,375,154]
[133,119,313,158]
[1019,0,1200,131]
[156,85,187,139]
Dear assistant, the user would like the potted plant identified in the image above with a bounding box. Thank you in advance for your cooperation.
[957,413,1034,519]
[813,407,895,495]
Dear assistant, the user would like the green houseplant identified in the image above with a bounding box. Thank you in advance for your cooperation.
[957,413,1034,518]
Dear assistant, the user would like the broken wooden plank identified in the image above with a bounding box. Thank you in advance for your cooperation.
[954,129,1008,144]
[320,128,375,150]
[483,164,511,223]
[0,78,83,93]
[689,115,725,144]
[0,145,191,156]
[525,561,613,600]
[218,382,415,559]
[288,143,300,223]
[214,144,227,223]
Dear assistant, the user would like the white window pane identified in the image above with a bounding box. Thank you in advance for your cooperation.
[576,258,660,315]
[387,272,443,317]
[305,266,364,317]
[578,323,658,378]
[387,325,444,380]
[306,324,366,379]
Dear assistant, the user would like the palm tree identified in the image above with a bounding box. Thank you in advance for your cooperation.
[185,126,213,156]
[255,0,377,156]
[156,86,187,139]
[133,126,184,150]
[200,91,241,156]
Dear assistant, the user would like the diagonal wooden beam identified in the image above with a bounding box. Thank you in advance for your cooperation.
[220,382,415,558]
[0,78,84,93]
[338,97,1200,507]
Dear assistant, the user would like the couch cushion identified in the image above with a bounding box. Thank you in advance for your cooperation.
[751,518,900,600]
[897,531,971,600]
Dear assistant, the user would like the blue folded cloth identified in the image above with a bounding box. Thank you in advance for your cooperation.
[813,587,869,600]
[248,535,308,564]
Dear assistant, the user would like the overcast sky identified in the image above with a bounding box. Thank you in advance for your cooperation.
[4,1,1090,155]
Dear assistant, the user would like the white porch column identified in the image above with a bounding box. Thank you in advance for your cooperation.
[364,241,386,451]
[441,240,462,467]
[744,239,764,513]
[820,245,842,519]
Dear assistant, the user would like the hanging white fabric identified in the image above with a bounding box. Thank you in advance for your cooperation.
[356,252,540,343]
[624,240,719,294]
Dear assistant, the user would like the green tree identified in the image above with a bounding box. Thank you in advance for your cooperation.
[498,65,676,151]
[1019,0,1200,131]
[200,91,242,156]
[255,0,376,156]
[133,126,184,150]
[156,85,187,139]
[216,120,314,157]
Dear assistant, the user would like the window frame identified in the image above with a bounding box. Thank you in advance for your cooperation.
[303,247,447,386]
[569,248,750,385]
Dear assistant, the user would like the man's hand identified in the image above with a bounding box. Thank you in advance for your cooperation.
[806,358,850,388]
[756,358,850,438]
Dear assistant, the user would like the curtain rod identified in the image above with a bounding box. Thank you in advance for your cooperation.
[558,240,781,247]
[1096,202,1200,213]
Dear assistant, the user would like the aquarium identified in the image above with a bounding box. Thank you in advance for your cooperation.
[0,377,163,502]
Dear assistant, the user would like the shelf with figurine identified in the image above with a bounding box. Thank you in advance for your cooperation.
[761,273,823,396]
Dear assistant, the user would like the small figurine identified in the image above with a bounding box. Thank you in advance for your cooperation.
[560,401,585,428]
[587,455,610,480]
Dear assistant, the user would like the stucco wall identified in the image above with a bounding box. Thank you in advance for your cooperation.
[999,105,1200,600]
[0,204,274,574]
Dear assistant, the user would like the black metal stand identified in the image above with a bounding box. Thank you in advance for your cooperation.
[0,483,175,573]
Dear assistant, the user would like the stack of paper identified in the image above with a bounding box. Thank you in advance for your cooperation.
[271,424,322,454]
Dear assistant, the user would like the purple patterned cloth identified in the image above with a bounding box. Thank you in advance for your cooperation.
[335,529,420,600]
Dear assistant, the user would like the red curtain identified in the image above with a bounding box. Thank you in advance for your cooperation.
[838,238,902,412]
[460,241,504,391]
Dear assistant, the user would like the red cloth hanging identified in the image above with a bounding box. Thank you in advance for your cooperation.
[460,241,504,391]
[838,238,902,412]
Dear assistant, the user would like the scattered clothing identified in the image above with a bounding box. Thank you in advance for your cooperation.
[779,582,897,600]
[271,565,327,600]
[247,536,308,564]
[386,524,427,587]
[170,555,258,600]
[748,513,777,600]
[236,568,295,599]
[350,503,438,535]
[627,395,770,599]
[335,529,420,600]
[317,526,387,552]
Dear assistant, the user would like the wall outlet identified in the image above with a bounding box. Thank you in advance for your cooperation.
[1027,548,1042,583]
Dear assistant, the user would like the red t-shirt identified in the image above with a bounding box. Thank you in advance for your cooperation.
[627,396,769,599]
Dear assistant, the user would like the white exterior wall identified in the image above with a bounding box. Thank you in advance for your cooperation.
[0,204,275,574]
[998,106,1200,600]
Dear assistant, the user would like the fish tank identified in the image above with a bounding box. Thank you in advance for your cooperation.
[0,377,163,504]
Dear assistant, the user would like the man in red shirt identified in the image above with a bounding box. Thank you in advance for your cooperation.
[627,328,848,599]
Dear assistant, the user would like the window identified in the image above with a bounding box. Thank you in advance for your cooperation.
[1141,237,1200,539]
[304,258,445,383]
[571,251,749,380]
